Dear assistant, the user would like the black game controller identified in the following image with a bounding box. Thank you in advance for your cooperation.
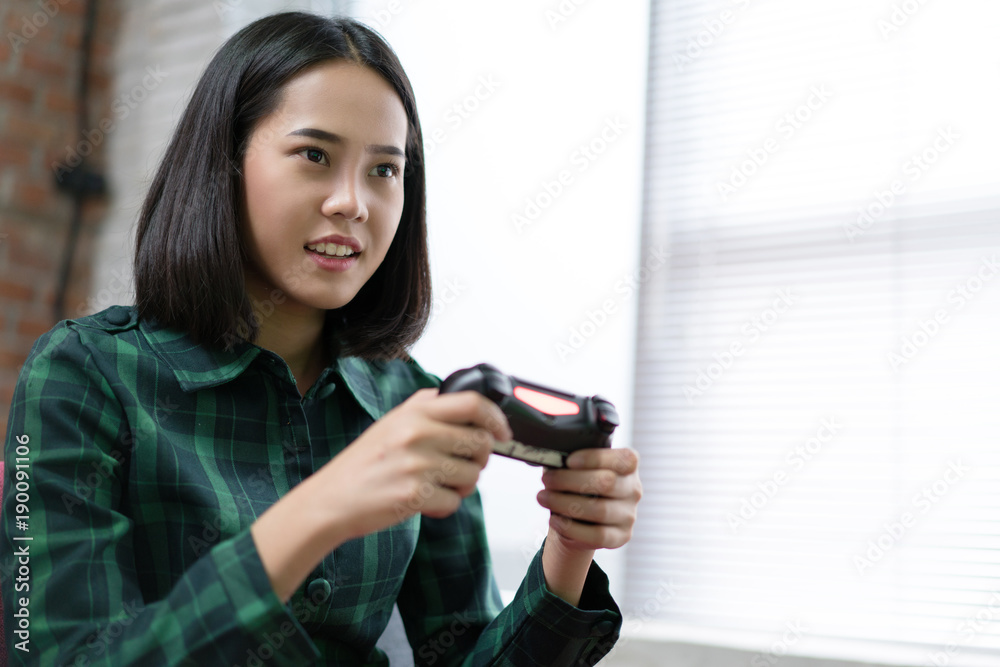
[438,363,620,467]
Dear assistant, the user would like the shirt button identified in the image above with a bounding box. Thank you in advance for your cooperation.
[590,620,616,637]
[306,578,332,604]
[106,306,131,326]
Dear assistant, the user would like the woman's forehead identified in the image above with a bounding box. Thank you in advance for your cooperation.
[265,61,408,140]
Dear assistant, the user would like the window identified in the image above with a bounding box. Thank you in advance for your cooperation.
[626,1,1000,664]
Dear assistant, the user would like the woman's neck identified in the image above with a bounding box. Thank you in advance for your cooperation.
[246,276,329,395]
[257,310,327,390]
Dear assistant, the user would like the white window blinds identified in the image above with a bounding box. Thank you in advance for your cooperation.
[626,0,1000,664]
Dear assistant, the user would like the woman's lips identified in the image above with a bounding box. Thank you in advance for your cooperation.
[305,247,360,272]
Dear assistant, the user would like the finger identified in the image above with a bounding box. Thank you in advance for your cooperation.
[566,447,639,475]
[426,391,513,442]
[417,421,494,469]
[422,453,484,496]
[537,489,634,528]
[405,484,465,520]
[541,468,625,498]
[400,415,496,469]
[548,512,631,550]
[405,387,442,403]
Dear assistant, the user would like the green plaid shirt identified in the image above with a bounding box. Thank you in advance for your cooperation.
[2,305,621,666]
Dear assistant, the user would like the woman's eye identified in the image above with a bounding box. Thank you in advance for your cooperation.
[302,148,327,165]
[370,164,399,179]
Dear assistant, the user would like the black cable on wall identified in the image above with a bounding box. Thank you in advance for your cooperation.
[53,0,105,322]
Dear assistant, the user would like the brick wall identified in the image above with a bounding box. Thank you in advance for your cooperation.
[0,0,122,437]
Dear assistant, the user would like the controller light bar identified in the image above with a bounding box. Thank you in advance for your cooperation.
[513,386,580,416]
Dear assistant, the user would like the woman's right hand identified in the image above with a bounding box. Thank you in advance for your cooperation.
[252,387,511,602]
[308,387,512,543]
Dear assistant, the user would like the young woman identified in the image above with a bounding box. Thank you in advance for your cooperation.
[2,12,641,666]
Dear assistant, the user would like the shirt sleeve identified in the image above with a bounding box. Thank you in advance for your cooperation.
[1,325,320,666]
[395,490,622,667]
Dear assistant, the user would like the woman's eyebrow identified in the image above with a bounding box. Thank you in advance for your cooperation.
[286,128,404,158]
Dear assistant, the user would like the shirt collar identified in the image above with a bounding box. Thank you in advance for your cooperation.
[141,318,263,391]
[334,356,385,420]
[139,314,386,421]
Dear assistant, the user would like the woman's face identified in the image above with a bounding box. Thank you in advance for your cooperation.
[241,60,408,314]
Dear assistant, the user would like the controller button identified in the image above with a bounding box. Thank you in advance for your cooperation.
[597,409,620,431]
[595,401,620,433]
[480,366,513,403]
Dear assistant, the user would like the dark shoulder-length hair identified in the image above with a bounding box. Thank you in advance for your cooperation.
[133,12,429,360]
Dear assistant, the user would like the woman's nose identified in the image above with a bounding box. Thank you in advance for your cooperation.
[320,170,367,222]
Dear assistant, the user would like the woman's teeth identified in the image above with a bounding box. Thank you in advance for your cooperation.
[306,242,357,257]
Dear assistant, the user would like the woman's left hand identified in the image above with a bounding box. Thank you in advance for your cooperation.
[537,447,642,552]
